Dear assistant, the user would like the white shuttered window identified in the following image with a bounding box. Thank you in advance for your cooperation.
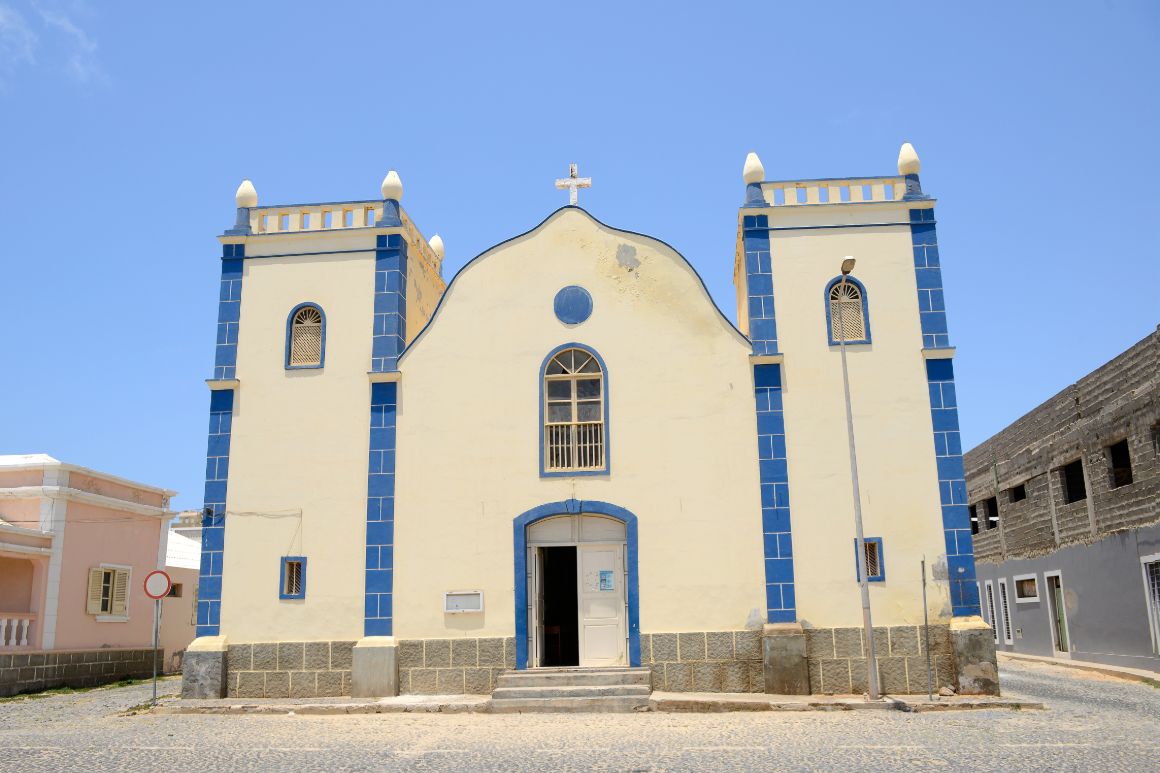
[86,566,131,618]
[829,280,866,343]
[543,348,606,472]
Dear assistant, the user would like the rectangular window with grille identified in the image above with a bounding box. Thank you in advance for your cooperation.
[86,565,131,618]
[280,557,307,600]
[997,578,1014,644]
[853,537,885,582]
[1143,558,1160,655]
[985,581,998,643]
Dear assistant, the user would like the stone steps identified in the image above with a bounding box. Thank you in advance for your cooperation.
[490,667,653,713]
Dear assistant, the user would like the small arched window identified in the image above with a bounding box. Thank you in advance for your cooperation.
[287,304,325,368]
[826,277,870,344]
[543,347,606,473]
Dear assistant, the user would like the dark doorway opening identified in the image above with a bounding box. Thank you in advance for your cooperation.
[541,546,579,667]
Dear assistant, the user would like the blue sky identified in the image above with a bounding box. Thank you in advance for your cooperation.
[2,2,1157,510]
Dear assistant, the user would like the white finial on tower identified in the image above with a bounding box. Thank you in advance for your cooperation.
[381,170,404,201]
[898,142,921,175]
[235,179,258,208]
[429,233,445,261]
[743,152,765,184]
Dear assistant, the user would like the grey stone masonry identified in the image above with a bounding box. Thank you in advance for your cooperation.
[226,641,355,699]
[965,327,1159,563]
[804,625,957,695]
[0,648,161,698]
[642,630,765,693]
[399,637,515,695]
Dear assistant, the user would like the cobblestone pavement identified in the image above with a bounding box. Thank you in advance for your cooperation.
[0,660,1158,772]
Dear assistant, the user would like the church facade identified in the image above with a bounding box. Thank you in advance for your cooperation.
[182,146,999,700]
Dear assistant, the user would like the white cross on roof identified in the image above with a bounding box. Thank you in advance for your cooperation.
[555,163,592,206]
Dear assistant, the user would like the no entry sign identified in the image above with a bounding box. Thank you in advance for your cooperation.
[143,570,172,600]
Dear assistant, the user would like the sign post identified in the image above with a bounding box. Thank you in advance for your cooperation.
[143,570,172,707]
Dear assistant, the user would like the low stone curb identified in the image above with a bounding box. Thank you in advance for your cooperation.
[998,652,1160,686]
[153,691,1041,715]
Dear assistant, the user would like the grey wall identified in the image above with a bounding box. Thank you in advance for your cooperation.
[978,522,1160,671]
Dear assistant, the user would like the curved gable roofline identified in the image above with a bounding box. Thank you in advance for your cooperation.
[399,206,749,364]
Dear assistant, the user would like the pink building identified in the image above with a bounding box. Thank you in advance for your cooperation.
[0,454,192,696]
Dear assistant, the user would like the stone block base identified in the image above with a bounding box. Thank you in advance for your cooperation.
[642,631,765,693]
[951,617,1000,695]
[1,648,161,698]
[762,623,809,694]
[182,636,228,698]
[398,637,515,695]
[221,639,354,698]
[804,624,958,695]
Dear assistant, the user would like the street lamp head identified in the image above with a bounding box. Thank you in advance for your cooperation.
[841,257,856,275]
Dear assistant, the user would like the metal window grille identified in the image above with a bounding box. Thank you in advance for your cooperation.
[1146,562,1160,651]
[283,561,303,596]
[986,583,998,642]
[544,349,605,472]
[829,282,865,342]
[290,307,323,366]
[998,580,1013,643]
[863,541,881,579]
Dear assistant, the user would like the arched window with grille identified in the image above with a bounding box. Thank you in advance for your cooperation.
[286,303,326,369]
[825,276,871,345]
[541,345,608,476]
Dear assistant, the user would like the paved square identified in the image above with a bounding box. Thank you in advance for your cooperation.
[0,659,1157,771]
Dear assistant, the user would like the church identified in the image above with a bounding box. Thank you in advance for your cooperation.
[181,145,999,702]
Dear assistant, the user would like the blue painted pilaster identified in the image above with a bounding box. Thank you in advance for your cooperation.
[196,243,244,637]
[909,202,981,617]
[742,214,778,355]
[754,364,796,623]
[371,234,408,372]
[363,229,407,636]
[363,381,397,636]
[926,358,980,616]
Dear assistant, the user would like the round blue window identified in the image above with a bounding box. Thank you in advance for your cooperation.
[553,285,593,325]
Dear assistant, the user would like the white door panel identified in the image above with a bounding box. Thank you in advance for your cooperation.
[578,544,626,666]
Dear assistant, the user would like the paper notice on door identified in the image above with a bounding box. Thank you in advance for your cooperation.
[599,570,614,591]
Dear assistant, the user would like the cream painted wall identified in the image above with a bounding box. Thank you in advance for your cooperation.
[393,208,767,640]
[220,234,377,642]
[762,200,953,626]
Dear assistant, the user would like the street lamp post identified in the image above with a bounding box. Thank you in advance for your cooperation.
[835,256,880,700]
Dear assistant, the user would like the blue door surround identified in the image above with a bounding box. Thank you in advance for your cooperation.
[513,499,641,669]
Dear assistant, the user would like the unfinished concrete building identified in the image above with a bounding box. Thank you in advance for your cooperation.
[966,327,1160,671]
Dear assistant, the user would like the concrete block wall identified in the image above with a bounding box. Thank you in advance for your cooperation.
[642,630,765,693]
[804,625,956,695]
[966,327,1160,563]
[226,641,354,698]
[398,637,515,695]
[0,648,161,698]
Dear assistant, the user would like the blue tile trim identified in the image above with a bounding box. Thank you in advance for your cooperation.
[823,275,872,346]
[512,500,640,669]
[925,358,980,616]
[539,343,610,477]
[195,387,234,636]
[371,234,407,373]
[213,244,245,380]
[908,208,951,349]
[753,363,796,623]
[363,381,397,636]
[853,537,885,582]
[279,556,307,600]
[284,302,326,370]
[742,215,778,355]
